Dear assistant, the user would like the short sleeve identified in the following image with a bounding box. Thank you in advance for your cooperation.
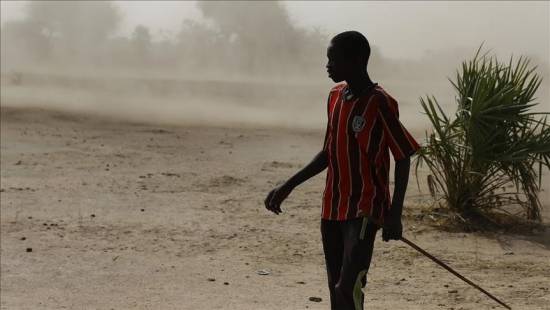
[376,95,420,160]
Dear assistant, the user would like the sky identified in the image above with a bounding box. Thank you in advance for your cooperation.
[1,1,549,61]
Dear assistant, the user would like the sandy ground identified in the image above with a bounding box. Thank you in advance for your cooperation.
[1,105,549,310]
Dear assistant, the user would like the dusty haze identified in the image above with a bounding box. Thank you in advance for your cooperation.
[1,1,548,130]
[1,1,548,202]
[1,2,550,309]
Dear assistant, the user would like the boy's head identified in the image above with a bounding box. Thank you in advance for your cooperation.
[326,31,371,83]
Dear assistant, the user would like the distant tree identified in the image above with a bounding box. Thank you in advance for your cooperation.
[176,19,225,72]
[0,20,51,69]
[197,1,325,76]
[132,25,152,64]
[25,1,121,63]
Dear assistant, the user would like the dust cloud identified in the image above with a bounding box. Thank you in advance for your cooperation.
[1,1,548,130]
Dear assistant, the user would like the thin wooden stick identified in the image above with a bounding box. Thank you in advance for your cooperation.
[369,216,512,309]
[400,236,512,310]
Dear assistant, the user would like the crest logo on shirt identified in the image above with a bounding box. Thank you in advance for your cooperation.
[352,115,366,133]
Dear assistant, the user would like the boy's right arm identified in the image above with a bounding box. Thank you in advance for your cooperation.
[265,93,332,215]
[264,148,328,215]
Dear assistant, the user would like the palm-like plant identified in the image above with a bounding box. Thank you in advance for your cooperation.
[416,46,550,222]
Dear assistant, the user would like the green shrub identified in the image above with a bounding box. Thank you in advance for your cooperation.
[416,46,550,222]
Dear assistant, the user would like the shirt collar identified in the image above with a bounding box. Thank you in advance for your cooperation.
[344,82,378,101]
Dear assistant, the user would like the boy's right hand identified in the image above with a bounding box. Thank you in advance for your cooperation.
[264,184,292,215]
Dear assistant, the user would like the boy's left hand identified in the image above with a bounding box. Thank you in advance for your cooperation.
[382,215,403,242]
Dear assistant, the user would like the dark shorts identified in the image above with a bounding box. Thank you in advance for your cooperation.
[321,216,379,310]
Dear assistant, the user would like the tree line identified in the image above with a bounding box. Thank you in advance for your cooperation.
[1,1,331,78]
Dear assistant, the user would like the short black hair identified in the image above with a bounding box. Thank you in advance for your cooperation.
[330,31,371,66]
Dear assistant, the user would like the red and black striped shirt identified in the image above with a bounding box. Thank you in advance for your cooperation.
[321,82,420,222]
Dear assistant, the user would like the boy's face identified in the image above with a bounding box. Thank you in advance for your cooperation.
[326,42,357,83]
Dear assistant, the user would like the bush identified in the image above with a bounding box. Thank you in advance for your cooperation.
[416,46,550,223]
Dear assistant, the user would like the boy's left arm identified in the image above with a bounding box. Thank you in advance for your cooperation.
[382,156,411,241]
[375,95,420,241]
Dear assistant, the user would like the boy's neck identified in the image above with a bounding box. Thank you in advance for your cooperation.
[345,72,374,96]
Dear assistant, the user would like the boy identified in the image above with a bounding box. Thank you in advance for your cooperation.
[264,31,420,310]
